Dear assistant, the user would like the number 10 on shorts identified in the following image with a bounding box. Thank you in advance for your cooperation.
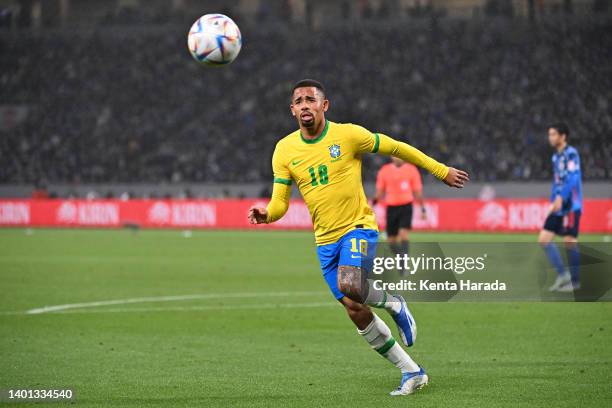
[350,238,368,256]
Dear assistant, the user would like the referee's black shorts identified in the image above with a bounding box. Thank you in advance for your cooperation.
[386,203,413,236]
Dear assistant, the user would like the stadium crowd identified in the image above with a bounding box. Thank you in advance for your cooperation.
[1,16,611,185]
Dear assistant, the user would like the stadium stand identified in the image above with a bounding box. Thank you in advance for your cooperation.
[1,17,610,185]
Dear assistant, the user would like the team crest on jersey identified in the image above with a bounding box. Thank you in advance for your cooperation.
[329,144,341,159]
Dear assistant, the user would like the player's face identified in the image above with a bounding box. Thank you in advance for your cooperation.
[548,128,564,148]
[290,87,329,129]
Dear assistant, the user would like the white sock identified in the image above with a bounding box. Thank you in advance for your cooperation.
[358,314,420,373]
[364,280,401,314]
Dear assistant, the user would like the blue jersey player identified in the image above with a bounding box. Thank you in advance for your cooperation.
[538,123,582,292]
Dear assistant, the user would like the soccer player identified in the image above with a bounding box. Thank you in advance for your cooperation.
[248,79,469,396]
[538,123,583,292]
[374,156,426,260]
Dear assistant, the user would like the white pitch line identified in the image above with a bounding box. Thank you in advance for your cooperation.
[45,301,336,315]
[23,291,328,315]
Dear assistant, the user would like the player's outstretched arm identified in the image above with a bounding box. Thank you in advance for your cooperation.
[376,133,469,188]
[248,181,291,224]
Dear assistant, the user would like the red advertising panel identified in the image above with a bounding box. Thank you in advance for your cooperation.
[0,199,610,233]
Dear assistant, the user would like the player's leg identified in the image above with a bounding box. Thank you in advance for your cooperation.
[395,228,411,277]
[340,293,374,329]
[539,215,569,291]
[318,236,410,347]
[396,204,413,258]
[340,296,427,395]
[365,284,417,346]
[395,203,412,277]
[558,212,581,291]
[319,233,426,395]
[388,236,400,254]
[397,227,410,250]
[336,229,417,347]
[386,205,401,254]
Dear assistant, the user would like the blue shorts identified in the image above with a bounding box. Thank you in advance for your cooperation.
[316,228,379,300]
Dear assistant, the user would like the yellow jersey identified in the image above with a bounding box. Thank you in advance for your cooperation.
[271,120,378,245]
[266,120,448,245]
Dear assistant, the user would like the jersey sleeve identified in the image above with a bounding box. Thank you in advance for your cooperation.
[347,123,380,154]
[265,182,291,223]
[266,142,292,223]
[348,124,448,180]
[271,142,292,185]
[376,133,449,180]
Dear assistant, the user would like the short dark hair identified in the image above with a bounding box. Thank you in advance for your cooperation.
[291,79,326,98]
[549,123,570,138]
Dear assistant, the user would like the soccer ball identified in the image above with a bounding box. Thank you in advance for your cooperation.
[187,14,242,66]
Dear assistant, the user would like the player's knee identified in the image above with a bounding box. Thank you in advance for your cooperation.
[564,238,578,248]
[337,265,368,304]
[538,231,553,245]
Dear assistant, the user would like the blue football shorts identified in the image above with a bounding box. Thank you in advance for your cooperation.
[316,228,379,300]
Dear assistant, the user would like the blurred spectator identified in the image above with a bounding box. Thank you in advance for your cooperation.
[0,17,610,185]
[0,8,12,28]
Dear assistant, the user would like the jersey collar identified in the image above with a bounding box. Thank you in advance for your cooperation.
[556,144,569,156]
[300,119,329,144]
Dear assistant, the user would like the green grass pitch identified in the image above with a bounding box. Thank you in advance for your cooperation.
[1,229,611,407]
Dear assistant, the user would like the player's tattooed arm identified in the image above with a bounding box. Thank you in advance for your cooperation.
[337,265,369,304]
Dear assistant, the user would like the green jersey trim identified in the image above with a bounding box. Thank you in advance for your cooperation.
[300,119,330,144]
[273,177,292,185]
[372,132,380,153]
